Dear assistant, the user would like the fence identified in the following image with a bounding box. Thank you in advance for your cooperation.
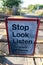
[0,18,43,65]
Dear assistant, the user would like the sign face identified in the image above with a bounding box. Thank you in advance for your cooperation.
[6,18,40,55]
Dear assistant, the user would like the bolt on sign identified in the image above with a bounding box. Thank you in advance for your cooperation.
[5,17,40,55]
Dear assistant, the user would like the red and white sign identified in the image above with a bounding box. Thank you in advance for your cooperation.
[5,17,40,55]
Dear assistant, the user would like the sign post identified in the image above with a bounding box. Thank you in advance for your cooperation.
[5,17,40,55]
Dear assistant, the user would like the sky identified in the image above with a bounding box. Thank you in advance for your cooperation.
[0,1,3,7]
[21,0,43,7]
[0,0,43,7]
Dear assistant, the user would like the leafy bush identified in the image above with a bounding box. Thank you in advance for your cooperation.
[35,9,43,16]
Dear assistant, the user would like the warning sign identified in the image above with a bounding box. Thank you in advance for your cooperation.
[6,17,40,55]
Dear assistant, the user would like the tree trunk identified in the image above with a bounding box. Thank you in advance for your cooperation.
[12,6,19,15]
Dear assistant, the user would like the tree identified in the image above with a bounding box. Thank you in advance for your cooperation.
[2,0,22,15]
[35,4,43,9]
[3,0,22,8]
[28,4,36,12]
[28,4,43,12]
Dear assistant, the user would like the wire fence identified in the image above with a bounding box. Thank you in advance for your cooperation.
[0,19,43,57]
[0,18,43,65]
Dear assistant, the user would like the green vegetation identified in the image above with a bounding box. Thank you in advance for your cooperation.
[20,4,43,16]
[0,1,43,16]
[28,4,43,12]
[2,0,22,15]
[35,10,43,16]
[28,4,36,12]
[3,0,22,8]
